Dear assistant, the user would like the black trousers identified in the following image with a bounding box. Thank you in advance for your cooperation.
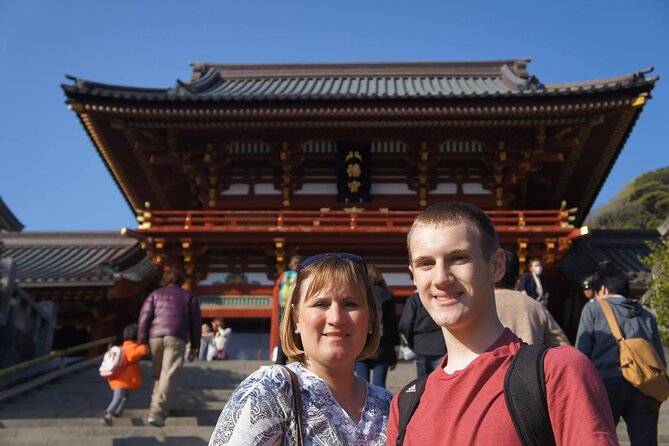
[604,376,660,446]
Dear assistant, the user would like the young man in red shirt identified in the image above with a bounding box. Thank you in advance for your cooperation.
[387,202,617,445]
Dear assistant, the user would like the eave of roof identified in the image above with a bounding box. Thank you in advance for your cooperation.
[562,229,660,289]
[0,196,24,232]
[0,232,158,287]
[62,60,657,103]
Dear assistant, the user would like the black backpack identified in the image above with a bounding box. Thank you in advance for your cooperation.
[396,343,556,446]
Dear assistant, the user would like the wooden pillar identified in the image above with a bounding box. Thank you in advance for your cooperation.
[88,304,108,358]
[269,238,286,359]
[418,142,430,207]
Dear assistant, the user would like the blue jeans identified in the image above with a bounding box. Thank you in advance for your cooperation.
[415,354,443,377]
[105,388,128,415]
[356,359,390,388]
[604,377,660,446]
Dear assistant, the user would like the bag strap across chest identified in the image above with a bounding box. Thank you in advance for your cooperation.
[396,343,556,446]
[281,366,304,446]
[599,299,625,341]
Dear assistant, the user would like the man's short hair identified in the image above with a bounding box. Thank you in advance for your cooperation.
[497,249,520,289]
[407,201,500,261]
[598,270,630,297]
[160,268,185,287]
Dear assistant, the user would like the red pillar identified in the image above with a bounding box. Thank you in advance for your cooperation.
[269,285,280,360]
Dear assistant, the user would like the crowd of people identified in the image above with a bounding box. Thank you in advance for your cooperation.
[98,201,665,445]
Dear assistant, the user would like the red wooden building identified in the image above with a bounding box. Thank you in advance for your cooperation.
[62,59,656,355]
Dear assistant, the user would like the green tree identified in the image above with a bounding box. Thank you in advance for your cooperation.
[641,238,669,344]
[587,167,669,229]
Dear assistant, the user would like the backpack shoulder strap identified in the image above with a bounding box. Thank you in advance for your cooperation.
[504,343,556,446]
[395,374,429,446]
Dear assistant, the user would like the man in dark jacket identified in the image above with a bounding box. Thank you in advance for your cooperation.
[399,292,447,377]
[138,269,202,427]
[576,270,665,445]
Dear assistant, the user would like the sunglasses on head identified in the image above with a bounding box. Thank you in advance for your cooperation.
[298,253,366,272]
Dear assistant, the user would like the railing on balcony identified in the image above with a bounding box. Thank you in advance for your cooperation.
[134,208,575,233]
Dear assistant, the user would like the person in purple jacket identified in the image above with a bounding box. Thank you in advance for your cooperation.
[138,268,202,427]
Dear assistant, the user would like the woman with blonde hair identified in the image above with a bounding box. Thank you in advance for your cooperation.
[209,253,392,445]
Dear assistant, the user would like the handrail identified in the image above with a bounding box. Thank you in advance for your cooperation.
[0,336,115,379]
[135,209,575,232]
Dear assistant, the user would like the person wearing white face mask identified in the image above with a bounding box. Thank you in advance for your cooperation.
[517,257,547,304]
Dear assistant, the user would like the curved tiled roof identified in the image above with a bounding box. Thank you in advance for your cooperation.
[62,60,657,102]
[561,229,660,291]
[0,196,23,232]
[0,232,158,287]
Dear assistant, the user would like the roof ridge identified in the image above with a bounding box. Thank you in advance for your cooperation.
[0,232,137,247]
[190,59,531,81]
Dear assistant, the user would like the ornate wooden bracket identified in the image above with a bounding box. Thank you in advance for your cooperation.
[516,238,529,269]
[153,238,167,266]
[544,238,557,265]
[493,141,508,207]
[278,142,304,206]
[137,201,153,229]
[406,142,440,207]
[181,238,195,290]
[418,142,429,207]
[274,238,286,276]
[204,143,222,208]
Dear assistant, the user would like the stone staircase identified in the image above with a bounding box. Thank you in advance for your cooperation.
[0,360,264,446]
[1,359,668,445]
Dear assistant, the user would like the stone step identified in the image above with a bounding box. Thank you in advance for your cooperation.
[0,416,201,427]
[0,437,209,446]
[0,425,214,439]
[26,383,238,392]
[0,435,212,446]
[0,408,223,420]
[12,391,233,403]
[43,380,242,387]
[1,401,227,411]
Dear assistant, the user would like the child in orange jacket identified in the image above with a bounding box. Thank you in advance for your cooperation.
[101,323,149,426]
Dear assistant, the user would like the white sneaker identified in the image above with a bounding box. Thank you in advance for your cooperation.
[147,413,165,427]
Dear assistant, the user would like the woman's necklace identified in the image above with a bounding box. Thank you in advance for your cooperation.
[343,377,366,422]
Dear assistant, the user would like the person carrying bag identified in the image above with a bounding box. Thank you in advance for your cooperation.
[600,299,669,402]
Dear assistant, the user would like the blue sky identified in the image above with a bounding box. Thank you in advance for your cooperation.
[1,0,667,230]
